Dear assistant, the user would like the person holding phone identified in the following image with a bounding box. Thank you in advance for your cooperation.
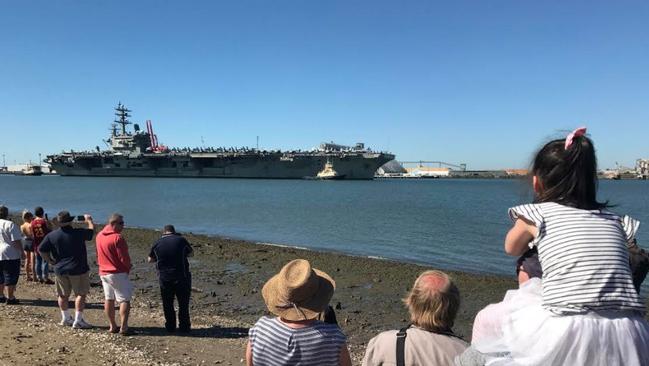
[39,211,96,329]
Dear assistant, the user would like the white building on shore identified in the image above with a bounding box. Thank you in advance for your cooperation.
[637,159,649,179]
[6,164,53,175]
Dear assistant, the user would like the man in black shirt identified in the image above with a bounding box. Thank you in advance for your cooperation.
[148,225,193,333]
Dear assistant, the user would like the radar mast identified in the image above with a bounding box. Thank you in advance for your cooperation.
[114,102,132,135]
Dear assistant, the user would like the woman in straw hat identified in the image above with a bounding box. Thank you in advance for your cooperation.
[246,259,352,366]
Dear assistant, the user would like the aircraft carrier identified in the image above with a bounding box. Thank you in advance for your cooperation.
[46,103,395,180]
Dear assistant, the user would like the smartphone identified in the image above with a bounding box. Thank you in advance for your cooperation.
[76,215,85,221]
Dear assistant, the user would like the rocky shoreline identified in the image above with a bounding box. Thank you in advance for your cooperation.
[3,217,648,365]
[121,225,517,339]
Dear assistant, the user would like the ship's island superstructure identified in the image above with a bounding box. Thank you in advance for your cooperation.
[46,103,395,179]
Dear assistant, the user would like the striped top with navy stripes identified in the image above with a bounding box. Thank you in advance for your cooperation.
[509,202,645,315]
[249,316,347,366]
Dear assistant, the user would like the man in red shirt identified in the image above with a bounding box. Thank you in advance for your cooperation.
[96,213,133,335]
[30,207,54,284]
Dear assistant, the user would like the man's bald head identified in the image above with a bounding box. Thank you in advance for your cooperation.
[403,270,460,332]
[108,213,125,233]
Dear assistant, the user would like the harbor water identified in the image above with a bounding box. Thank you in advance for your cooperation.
[1,176,647,278]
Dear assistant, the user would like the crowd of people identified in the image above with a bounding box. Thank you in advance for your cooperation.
[2,127,649,365]
[0,207,193,334]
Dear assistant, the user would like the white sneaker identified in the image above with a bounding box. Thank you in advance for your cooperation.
[72,319,93,329]
[60,318,73,327]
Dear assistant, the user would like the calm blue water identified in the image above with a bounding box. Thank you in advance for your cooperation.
[1,176,648,277]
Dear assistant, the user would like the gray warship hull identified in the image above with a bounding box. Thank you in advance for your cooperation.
[46,103,395,180]
[48,152,394,180]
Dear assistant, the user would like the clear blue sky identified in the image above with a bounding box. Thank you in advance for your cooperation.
[1,1,648,170]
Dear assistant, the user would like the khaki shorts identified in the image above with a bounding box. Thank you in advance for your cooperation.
[56,273,90,297]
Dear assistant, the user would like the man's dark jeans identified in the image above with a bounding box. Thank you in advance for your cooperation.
[159,276,191,332]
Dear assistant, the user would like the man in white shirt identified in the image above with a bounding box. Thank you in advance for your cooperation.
[0,205,25,304]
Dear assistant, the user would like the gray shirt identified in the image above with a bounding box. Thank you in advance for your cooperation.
[362,326,468,366]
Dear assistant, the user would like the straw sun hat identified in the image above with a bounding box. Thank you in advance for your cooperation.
[262,259,335,321]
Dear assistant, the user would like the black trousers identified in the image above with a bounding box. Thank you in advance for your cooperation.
[159,276,191,332]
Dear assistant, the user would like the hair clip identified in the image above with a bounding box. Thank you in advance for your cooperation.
[565,127,587,150]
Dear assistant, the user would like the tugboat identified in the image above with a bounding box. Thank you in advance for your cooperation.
[315,160,346,180]
[46,103,395,180]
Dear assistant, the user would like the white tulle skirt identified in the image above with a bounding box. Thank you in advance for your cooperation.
[473,279,649,366]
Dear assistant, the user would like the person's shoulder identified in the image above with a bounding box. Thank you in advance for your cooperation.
[154,235,175,246]
[173,234,188,241]
[445,334,469,348]
[158,234,176,242]
[365,329,399,351]
[171,234,190,246]
[509,202,556,213]
[1,219,17,231]
[313,321,346,337]
[508,202,555,226]
[45,228,61,237]
[379,328,399,337]
[408,327,468,347]
[252,315,276,329]
[39,229,59,245]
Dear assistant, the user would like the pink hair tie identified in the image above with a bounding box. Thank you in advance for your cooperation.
[565,126,587,149]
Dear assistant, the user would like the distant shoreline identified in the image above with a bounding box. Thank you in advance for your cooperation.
[2,172,644,180]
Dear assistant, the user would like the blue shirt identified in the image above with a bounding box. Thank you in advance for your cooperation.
[149,233,192,281]
[38,226,94,275]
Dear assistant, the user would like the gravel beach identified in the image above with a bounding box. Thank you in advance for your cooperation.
[2,220,647,365]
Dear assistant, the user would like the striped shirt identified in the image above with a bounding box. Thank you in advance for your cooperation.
[509,202,645,314]
[248,316,346,366]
